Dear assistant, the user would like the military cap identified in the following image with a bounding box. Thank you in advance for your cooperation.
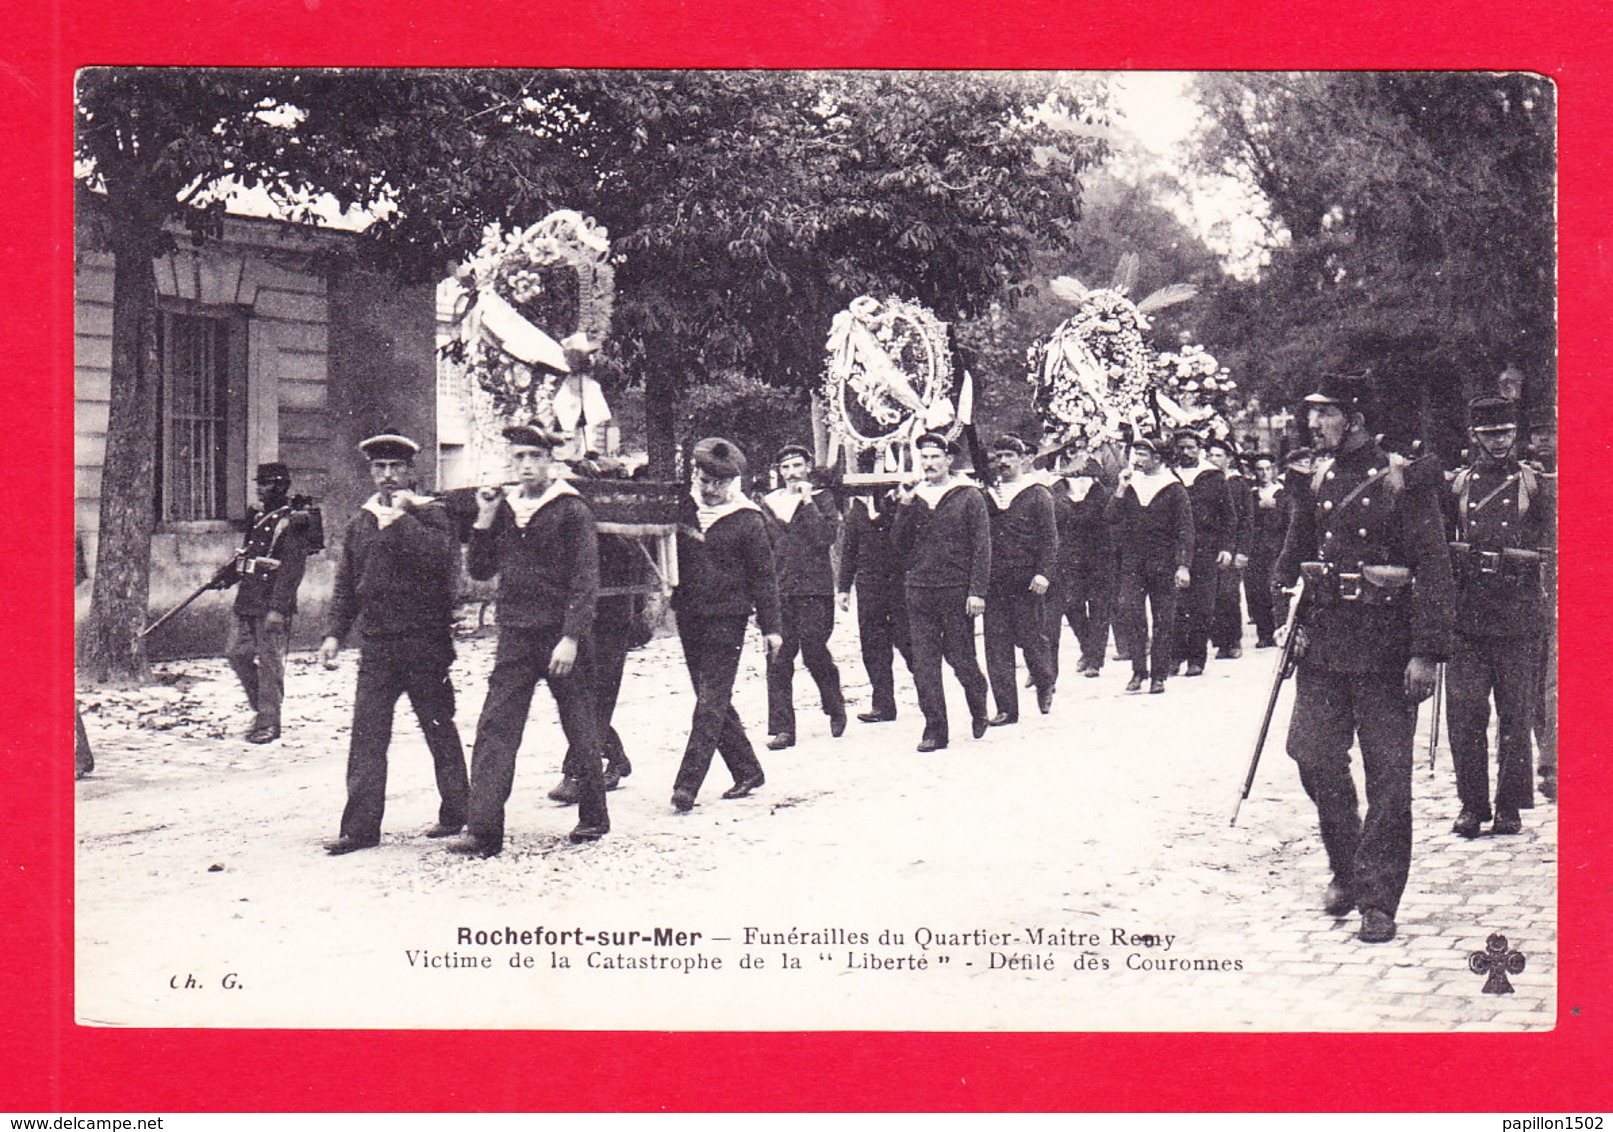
[1527,407,1556,432]
[1302,372,1372,411]
[502,422,566,450]
[254,461,291,484]
[1250,451,1277,465]
[989,434,1030,456]
[1129,434,1166,456]
[1467,396,1518,433]
[358,432,421,461]
[1283,447,1313,467]
[693,436,747,479]
[774,443,813,466]
[1203,434,1234,455]
[1171,428,1203,446]
[915,431,960,456]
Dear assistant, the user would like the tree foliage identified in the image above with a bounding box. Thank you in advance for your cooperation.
[1189,72,1555,454]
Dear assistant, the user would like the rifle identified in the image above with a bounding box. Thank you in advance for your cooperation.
[1428,661,1445,769]
[138,500,319,639]
[1230,577,1308,826]
[137,554,246,640]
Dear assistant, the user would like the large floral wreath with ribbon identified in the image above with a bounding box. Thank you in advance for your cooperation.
[457,211,615,430]
[1027,254,1197,449]
[821,295,961,471]
[1150,342,1238,433]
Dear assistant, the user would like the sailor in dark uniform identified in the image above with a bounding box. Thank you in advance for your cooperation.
[761,443,846,749]
[1445,396,1556,838]
[1207,435,1252,659]
[1245,451,1287,648]
[318,433,470,855]
[1273,373,1455,943]
[670,437,783,810]
[891,432,992,752]
[1525,409,1558,801]
[449,424,609,856]
[1046,447,1115,679]
[1106,435,1193,695]
[1171,430,1234,677]
[982,434,1058,723]
[837,486,913,723]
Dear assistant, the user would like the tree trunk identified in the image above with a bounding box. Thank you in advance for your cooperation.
[82,212,162,684]
[645,365,678,479]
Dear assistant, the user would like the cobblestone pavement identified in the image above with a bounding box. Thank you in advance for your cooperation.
[75,609,1556,1031]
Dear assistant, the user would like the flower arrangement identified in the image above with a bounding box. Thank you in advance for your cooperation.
[1028,255,1198,448]
[822,295,956,469]
[1152,343,1237,410]
[459,211,615,425]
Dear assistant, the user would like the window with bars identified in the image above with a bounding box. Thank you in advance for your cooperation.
[156,309,246,523]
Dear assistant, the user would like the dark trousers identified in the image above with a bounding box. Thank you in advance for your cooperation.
[226,612,291,729]
[1447,633,1538,817]
[1534,627,1557,781]
[1286,666,1416,918]
[564,600,630,776]
[1174,551,1219,669]
[1046,559,1113,678]
[1213,565,1245,651]
[856,582,912,718]
[673,612,765,797]
[75,707,94,777]
[766,595,845,735]
[339,634,470,843]
[984,586,1054,719]
[467,626,607,849]
[1245,548,1279,642]
[906,585,988,745]
[1117,570,1178,681]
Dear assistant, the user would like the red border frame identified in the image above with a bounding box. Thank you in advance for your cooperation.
[5,0,1610,1111]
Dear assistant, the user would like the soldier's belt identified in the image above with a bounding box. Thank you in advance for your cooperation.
[1299,561,1413,606]
[1448,543,1544,591]
[240,555,282,577]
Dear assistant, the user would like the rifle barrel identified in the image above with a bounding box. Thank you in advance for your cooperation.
[1230,577,1306,826]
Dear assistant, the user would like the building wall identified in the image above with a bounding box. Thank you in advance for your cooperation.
[75,216,433,660]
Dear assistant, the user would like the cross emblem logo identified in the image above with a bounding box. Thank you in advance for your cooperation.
[1469,933,1527,995]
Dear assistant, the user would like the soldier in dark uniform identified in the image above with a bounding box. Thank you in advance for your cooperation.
[1525,409,1558,801]
[450,424,609,856]
[671,437,783,810]
[1245,452,1287,648]
[1046,447,1114,679]
[1445,397,1556,838]
[1106,435,1194,695]
[1274,374,1454,944]
[837,487,913,723]
[892,431,992,752]
[1208,435,1252,659]
[1170,431,1234,677]
[761,443,846,749]
[226,462,317,744]
[983,434,1059,724]
[318,433,469,855]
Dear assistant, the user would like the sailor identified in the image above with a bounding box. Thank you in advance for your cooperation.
[1524,408,1557,801]
[837,485,913,724]
[1445,396,1556,838]
[449,423,609,856]
[982,434,1058,724]
[1245,451,1287,648]
[891,432,992,752]
[1046,446,1114,680]
[1106,435,1193,695]
[761,443,846,749]
[1273,373,1455,943]
[1170,430,1235,678]
[1207,435,1252,660]
[318,433,469,855]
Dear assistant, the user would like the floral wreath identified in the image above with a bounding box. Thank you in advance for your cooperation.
[1027,253,1197,449]
[821,295,958,470]
[458,211,615,427]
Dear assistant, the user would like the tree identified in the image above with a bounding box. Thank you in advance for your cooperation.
[74,69,585,682]
[1189,72,1555,455]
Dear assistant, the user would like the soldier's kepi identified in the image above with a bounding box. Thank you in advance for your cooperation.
[1272,372,1455,944]
[1445,396,1555,839]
